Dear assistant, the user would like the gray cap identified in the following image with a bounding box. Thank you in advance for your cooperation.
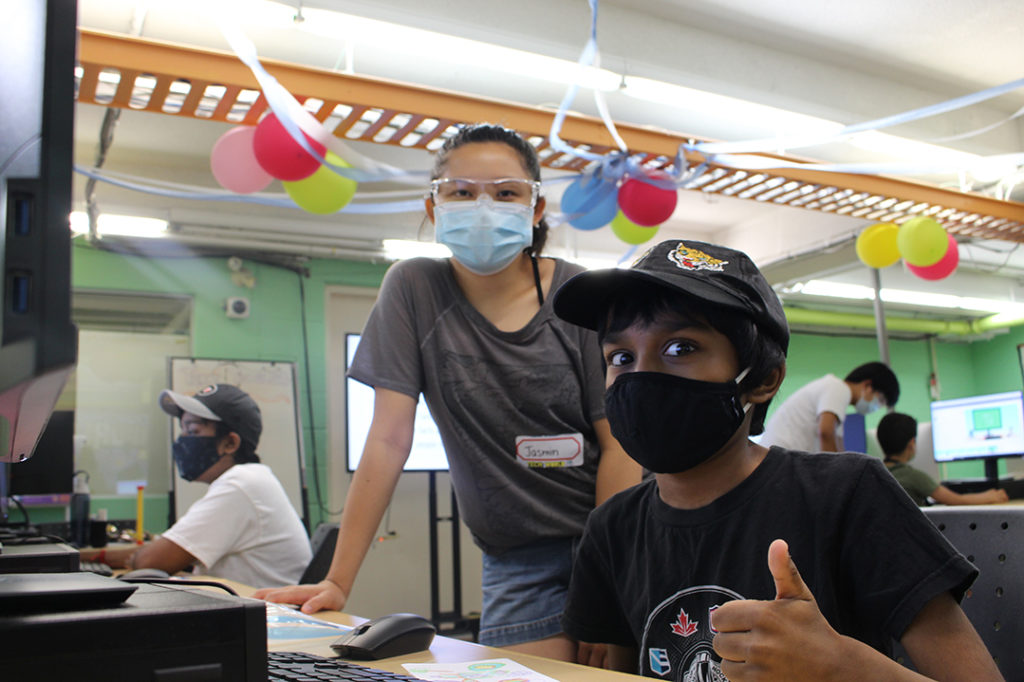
[159,383,262,447]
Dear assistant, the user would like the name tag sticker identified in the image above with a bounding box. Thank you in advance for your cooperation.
[515,433,584,468]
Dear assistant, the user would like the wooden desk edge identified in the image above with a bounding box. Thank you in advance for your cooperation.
[216,579,642,680]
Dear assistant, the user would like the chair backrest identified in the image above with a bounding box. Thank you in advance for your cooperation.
[299,522,339,585]
[920,505,1024,680]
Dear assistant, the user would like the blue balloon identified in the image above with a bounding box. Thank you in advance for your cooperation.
[561,174,619,231]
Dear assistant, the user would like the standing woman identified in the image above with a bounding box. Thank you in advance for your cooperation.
[255,124,639,660]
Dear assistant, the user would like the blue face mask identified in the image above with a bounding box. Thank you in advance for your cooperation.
[855,396,882,415]
[172,435,223,482]
[434,195,535,275]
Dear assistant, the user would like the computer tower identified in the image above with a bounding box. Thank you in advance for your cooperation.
[0,580,268,681]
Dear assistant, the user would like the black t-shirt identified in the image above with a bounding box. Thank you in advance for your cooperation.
[562,447,976,678]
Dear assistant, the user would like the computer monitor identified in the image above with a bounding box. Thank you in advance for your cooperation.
[345,333,448,472]
[7,410,74,504]
[930,390,1024,482]
[0,0,78,463]
[0,0,78,521]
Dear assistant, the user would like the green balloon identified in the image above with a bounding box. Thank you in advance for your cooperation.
[610,210,660,245]
[897,216,948,267]
[282,151,358,214]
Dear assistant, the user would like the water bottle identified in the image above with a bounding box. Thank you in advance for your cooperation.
[69,470,90,547]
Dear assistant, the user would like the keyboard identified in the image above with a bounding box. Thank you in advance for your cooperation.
[79,560,114,577]
[267,651,422,681]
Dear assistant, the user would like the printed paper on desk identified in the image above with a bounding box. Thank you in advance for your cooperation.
[402,658,559,681]
[265,602,351,640]
[515,433,584,468]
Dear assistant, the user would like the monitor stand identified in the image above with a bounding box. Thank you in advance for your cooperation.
[984,458,1000,484]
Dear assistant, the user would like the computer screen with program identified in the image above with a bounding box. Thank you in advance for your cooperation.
[931,390,1024,481]
[345,333,448,472]
[0,0,78,523]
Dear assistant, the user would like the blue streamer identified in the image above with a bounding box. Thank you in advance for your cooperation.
[693,76,1024,156]
[74,165,427,214]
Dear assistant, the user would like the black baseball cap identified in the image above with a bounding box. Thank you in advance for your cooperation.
[553,239,790,353]
[159,383,262,448]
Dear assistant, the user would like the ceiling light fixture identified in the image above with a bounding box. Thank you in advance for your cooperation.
[69,211,169,238]
[252,1,621,91]
[783,279,1024,315]
[382,239,451,261]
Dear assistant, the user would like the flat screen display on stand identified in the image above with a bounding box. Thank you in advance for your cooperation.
[931,390,1024,482]
[345,333,448,472]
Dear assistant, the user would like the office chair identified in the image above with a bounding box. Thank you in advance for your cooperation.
[299,522,339,585]
[896,506,1024,681]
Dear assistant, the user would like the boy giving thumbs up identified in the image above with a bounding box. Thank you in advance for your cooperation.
[552,240,1002,682]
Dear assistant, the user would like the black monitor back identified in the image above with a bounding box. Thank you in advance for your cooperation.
[0,0,79,465]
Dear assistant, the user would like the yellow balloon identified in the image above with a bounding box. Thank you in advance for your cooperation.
[610,211,660,245]
[855,222,900,269]
[897,216,948,267]
[282,152,358,214]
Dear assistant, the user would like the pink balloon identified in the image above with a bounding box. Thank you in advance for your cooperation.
[617,171,678,227]
[210,126,274,194]
[907,233,959,280]
[252,113,326,181]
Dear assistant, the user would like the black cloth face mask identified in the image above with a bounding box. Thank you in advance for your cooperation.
[172,435,223,482]
[604,369,750,474]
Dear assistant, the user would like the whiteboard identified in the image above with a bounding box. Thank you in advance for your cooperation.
[169,357,307,528]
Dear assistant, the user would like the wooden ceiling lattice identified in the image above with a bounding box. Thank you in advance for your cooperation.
[76,29,1024,241]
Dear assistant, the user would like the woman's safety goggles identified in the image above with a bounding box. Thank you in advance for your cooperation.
[430,178,540,206]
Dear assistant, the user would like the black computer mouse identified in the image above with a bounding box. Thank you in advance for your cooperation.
[330,612,436,660]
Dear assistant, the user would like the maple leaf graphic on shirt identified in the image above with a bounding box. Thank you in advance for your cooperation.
[671,608,698,637]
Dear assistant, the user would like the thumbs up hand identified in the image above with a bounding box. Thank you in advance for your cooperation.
[711,539,845,681]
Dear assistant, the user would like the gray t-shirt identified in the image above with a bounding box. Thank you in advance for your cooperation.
[349,257,606,553]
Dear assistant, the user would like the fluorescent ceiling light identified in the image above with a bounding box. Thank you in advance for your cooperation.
[252,1,620,91]
[784,279,1024,315]
[382,239,451,260]
[561,254,630,271]
[621,77,844,142]
[70,211,169,238]
[848,131,978,167]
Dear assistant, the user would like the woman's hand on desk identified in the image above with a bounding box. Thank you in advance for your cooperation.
[253,579,347,614]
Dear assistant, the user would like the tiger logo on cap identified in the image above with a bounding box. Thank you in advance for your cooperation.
[668,243,728,272]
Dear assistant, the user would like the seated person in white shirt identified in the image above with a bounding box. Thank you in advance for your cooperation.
[110,384,312,587]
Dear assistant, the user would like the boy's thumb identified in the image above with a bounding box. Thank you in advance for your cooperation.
[768,539,812,601]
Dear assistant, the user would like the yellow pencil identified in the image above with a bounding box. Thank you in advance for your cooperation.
[136,484,145,544]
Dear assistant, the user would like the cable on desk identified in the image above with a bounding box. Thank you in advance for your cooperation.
[117,577,240,596]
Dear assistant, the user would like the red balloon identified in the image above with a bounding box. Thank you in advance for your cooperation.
[252,113,326,181]
[907,233,959,280]
[617,171,678,227]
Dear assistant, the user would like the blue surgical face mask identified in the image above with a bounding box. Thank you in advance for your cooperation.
[855,396,882,415]
[172,435,223,482]
[434,195,534,275]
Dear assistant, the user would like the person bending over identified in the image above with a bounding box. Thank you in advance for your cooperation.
[761,360,900,452]
[255,124,639,662]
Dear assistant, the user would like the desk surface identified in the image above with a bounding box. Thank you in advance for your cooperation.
[217,580,641,681]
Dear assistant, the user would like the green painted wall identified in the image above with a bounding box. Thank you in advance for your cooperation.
[62,239,1024,532]
[770,328,1016,478]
